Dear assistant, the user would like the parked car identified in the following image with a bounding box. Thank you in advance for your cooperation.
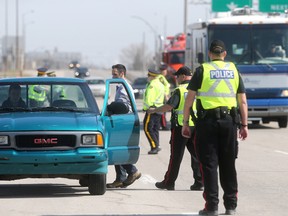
[0,77,140,195]
[132,77,147,99]
[74,67,90,78]
[85,76,106,97]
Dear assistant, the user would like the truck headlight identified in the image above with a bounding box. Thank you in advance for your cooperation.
[82,134,104,147]
[0,136,9,145]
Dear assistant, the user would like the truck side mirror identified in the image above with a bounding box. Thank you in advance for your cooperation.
[107,102,129,115]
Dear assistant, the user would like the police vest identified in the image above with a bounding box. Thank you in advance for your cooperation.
[143,78,165,110]
[197,61,239,110]
[157,74,170,96]
[28,85,46,102]
[174,83,194,126]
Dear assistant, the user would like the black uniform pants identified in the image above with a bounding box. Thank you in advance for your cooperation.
[143,112,161,150]
[195,115,238,211]
[162,126,202,186]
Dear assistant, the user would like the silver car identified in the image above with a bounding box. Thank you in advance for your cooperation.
[85,76,106,97]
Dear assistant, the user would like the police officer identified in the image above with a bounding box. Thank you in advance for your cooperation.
[36,67,47,77]
[46,71,66,99]
[182,40,248,215]
[158,63,170,130]
[148,66,202,190]
[143,68,165,154]
[29,67,48,107]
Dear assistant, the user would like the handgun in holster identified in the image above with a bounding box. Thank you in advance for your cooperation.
[230,107,240,128]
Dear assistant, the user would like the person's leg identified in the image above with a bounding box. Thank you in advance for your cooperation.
[187,127,203,190]
[152,113,161,149]
[145,113,161,154]
[106,165,127,188]
[196,119,219,212]
[163,127,185,185]
[122,164,142,187]
[144,113,158,150]
[218,118,238,211]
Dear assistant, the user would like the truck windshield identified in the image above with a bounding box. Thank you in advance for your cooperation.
[168,51,185,64]
[208,24,288,65]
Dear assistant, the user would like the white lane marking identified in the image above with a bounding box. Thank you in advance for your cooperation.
[275,150,288,155]
[140,174,158,184]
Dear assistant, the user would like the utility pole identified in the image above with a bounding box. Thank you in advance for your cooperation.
[15,0,20,75]
[184,0,188,34]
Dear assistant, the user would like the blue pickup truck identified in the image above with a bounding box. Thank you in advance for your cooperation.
[0,77,140,195]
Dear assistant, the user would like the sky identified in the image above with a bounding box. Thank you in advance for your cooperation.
[0,0,211,68]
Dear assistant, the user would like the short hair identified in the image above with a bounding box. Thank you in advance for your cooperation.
[9,84,21,93]
[112,64,126,76]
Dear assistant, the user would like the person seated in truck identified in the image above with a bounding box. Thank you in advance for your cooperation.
[2,84,26,108]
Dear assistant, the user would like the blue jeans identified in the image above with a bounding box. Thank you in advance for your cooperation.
[115,164,138,182]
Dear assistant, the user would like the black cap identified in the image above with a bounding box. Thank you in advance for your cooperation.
[174,66,192,76]
[159,63,168,70]
[209,39,226,54]
[148,68,160,77]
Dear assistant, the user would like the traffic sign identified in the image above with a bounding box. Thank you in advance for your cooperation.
[259,0,288,13]
[212,0,252,12]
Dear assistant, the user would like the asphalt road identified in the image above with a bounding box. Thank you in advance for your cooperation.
[0,69,287,216]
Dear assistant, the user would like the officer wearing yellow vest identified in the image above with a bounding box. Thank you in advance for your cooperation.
[182,40,248,216]
[143,68,165,154]
[46,71,66,99]
[158,63,170,130]
[148,66,202,190]
[29,67,48,107]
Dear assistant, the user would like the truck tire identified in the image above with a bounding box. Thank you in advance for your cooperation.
[88,174,106,195]
[79,177,89,187]
[278,117,288,128]
[262,118,270,124]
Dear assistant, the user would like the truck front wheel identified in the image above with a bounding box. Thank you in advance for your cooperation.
[79,176,89,187]
[278,117,288,128]
[88,174,106,195]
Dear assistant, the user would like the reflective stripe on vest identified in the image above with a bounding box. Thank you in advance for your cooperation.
[143,78,165,110]
[197,61,239,109]
[28,85,46,102]
[174,83,194,126]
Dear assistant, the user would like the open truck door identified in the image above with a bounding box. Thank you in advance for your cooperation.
[101,79,140,165]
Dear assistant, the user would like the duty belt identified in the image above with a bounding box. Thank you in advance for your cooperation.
[198,106,231,120]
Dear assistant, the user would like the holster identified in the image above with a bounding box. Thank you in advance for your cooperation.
[190,109,197,124]
[230,107,240,128]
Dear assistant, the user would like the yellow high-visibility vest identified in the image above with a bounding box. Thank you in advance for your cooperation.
[157,74,170,96]
[197,61,239,109]
[28,85,46,102]
[143,78,165,110]
[174,83,194,126]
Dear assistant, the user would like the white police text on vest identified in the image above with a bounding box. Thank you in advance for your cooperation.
[210,70,234,79]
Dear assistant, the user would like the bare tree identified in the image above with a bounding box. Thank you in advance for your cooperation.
[119,43,153,71]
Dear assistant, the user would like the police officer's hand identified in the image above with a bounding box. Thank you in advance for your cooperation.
[181,125,191,138]
[239,126,248,140]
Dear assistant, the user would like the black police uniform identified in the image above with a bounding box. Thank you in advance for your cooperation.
[156,80,202,189]
[187,60,245,212]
